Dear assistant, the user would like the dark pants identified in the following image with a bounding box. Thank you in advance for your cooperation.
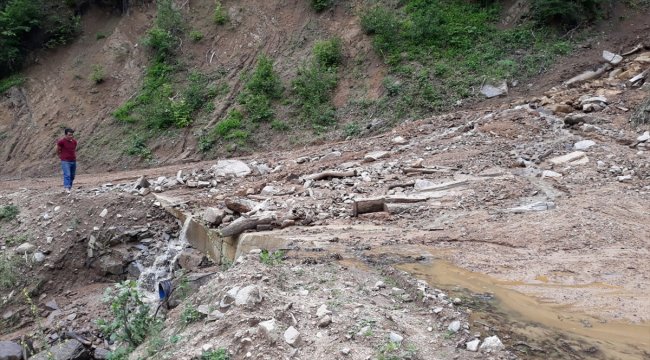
[61,161,76,189]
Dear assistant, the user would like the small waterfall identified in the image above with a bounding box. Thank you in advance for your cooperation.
[137,215,192,302]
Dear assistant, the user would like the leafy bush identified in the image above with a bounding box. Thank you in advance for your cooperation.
[214,110,243,137]
[313,38,343,68]
[213,1,228,25]
[310,0,333,12]
[91,64,105,84]
[0,74,25,94]
[0,205,19,221]
[189,30,203,42]
[97,280,159,348]
[291,62,338,126]
[244,55,283,99]
[202,348,231,360]
[239,93,274,122]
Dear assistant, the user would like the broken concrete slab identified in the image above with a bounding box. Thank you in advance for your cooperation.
[602,50,623,65]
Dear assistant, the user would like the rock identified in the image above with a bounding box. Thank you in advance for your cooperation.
[126,261,143,277]
[212,160,252,177]
[547,104,573,114]
[318,315,332,328]
[340,348,351,356]
[542,170,562,178]
[259,318,278,343]
[480,335,504,352]
[316,305,331,318]
[45,299,59,311]
[207,310,224,321]
[548,151,587,166]
[133,176,150,190]
[30,339,88,360]
[373,281,386,290]
[220,287,239,308]
[197,304,211,315]
[284,326,301,347]
[634,52,650,64]
[506,201,556,213]
[638,131,650,142]
[480,82,508,98]
[93,348,111,360]
[99,209,108,218]
[260,186,278,196]
[14,243,35,254]
[574,140,596,150]
[391,136,408,145]
[364,151,390,162]
[414,179,437,190]
[203,207,225,225]
[602,50,623,65]
[177,248,204,271]
[389,332,403,344]
[321,151,342,161]
[617,175,633,182]
[97,255,124,275]
[466,339,481,352]
[235,285,263,307]
[0,340,22,360]
[32,251,46,263]
[448,320,461,333]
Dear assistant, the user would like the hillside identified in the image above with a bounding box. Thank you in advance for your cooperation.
[1,1,650,360]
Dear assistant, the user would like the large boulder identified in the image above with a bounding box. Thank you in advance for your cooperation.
[30,339,89,360]
[0,340,23,360]
[211,160,251,177]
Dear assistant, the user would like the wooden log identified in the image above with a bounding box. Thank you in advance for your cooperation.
[306,169,357,181]
[352,198,388,217]
[219,215,274,237]
[388,181,415,190]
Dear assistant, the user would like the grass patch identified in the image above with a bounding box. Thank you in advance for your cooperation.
[213,1,228,25]
[91,64,105,84]
[0,205,19,221]
[0,74,25,94]
[201,348,231,360]
[360,0,577,119]
[180,304,204,325]
[0,253,20,289]
[259,249,284,266]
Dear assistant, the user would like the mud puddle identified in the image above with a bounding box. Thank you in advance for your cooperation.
[397,260,650,360]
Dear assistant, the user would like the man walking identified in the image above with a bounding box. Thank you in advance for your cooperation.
[56,128,77,193]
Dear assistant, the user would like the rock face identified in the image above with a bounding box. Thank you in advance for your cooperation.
[0,341,23,360]
[30,339,89,360]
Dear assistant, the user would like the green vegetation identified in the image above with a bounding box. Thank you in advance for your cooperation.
[530,0,607,29]
[238,55,284,123]
[97,280,160,352]
[377,341,417,360]
[0,74,25,94]
[0,253,19,289]
[0,0,81,77]
[190,30,204,42]
[0,205,19,221]
[259,249,284,266]
[201,348,231,360]
[291,38,342,128]
[310,0,333,12]
[213,1,228,25]
[359,0,576,119]
[91,64,105,84]
[180,304,205,324]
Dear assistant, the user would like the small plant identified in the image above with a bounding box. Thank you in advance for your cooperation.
[343,122,360,137]
[213,1,228,25]
[259,249,284,266]
[96,32,106,40]
[0,205,19,221]
[91,64,105,84]
[0,254,19,289]
[201,348,231,360]
[311,0,333,12]
[0,75,25,94]
[313,38,342,68]
[97,280,159,348]
[271,119,290,131]
[189,30,203,42]
[125,134,152,160]
[214,110,243,137]
[180,304,204,325]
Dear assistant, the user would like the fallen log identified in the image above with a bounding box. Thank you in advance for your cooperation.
[564,64,611,87]
[219,215,274,237]
[352,195,430,216]
[305,169,357,181]
[225,197,259,214]
[388,181,415,190]
[403,167,452,175]
[621,43,646,57]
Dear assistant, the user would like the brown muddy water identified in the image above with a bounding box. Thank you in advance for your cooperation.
[397,260,650,360]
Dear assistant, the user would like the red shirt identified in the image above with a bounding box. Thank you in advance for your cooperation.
[57,138,77,161]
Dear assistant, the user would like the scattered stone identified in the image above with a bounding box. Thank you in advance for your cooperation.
[466,339,481,352]
[364,151,390,162]
[94,347,111,360]
[0,340,22,360]
[602,50,623,65]
[317,315,332,328]
[617,175,633,182]
[547,104,574,114]
[391,136,408,145]
[480,335,504,352]
[340,348,351,356]
[506,201,556,213]
[373,281,386,290]
[574,140,596,150]
[212,160,252,177]
[14,242,35,254]
[99,209,108,218]
[45,299,59,311]
[30,339,88,360]
[549,151,587,166]
[638,131,650,143]
[235,285,263,307]
[480,82,508,98]
[448,320,461,333]
[389,332,404,344]
[316,304,331,318]
[284,326,301,347]
[203,207,225,225]
[542,170,562,178]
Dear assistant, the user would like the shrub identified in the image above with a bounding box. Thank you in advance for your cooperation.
[0,253,19,289]
[0,74,25,94]
[202,348,231,360]
[125,134,152,160]
[310,0,333,12]
[530,0,606,29]
[244,55,283,99]
[239,93,274,122]
[96,280,159,348]
[0,205,19,221]
[190,30,203,42]
[180,304,204,325]
[313,38,343,68]
[91,64,105,84]
[214,110,243,137]
[214,1,228,25]
[291,62,338,126]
